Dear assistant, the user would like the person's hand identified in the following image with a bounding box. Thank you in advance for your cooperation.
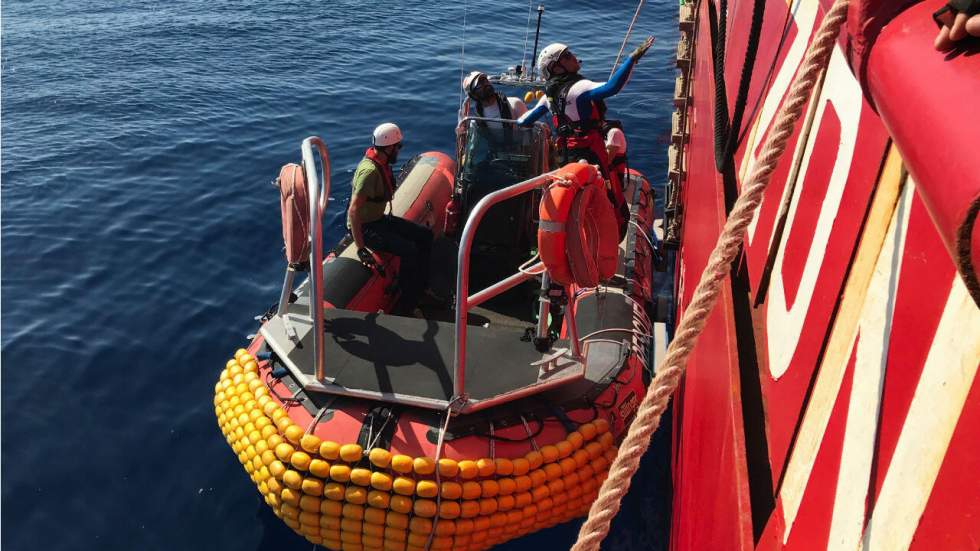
[630,36,656,62]
[357,247,376,266]
[934,3,980,51]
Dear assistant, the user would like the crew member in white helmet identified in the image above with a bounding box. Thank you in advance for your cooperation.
[347,123,432,316]
[461,71,528,127]
[518,37,653,228]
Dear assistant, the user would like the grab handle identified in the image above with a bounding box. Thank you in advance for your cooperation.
[301,136,331,382]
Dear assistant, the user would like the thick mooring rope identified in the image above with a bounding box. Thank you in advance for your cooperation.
[572,1,850,549]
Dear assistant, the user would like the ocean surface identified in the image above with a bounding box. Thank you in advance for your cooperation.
[1,1,677,549]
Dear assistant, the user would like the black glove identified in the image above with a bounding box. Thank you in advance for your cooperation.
[357,247,375,266]
[629,36,655,62]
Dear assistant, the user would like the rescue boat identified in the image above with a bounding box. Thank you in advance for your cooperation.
[214,101,667,549]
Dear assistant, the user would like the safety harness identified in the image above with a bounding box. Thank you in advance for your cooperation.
[473,91,513,121]
[546,75,608,167]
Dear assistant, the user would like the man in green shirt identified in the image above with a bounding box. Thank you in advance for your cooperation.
[347,123,433,316]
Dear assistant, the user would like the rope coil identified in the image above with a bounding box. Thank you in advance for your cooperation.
[572,1,850,548]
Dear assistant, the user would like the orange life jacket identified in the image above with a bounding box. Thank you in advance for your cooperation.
[363,147,395,203]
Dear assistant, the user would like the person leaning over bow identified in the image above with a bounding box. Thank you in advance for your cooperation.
[347,123,432,317]
[518,37,654,227]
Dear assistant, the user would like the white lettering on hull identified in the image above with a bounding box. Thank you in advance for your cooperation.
[825,187,911,549]
[767,48,861,380]
[861,278,980,550]
[779,179,913,542]
[744,0,819,242]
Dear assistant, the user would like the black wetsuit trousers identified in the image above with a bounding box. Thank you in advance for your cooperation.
[361,215,433,315]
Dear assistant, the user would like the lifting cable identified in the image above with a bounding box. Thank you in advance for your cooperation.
[457,0,469,117]
[424,401,456,551]
[571,1,851,549]
[520,0,535,72]
[610,0,648,78]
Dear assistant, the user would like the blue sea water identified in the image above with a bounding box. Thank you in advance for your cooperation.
[1,1,677,549]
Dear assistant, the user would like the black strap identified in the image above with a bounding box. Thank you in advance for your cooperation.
[552,81,602,135]
[356,405,400,452]
[542,400,578,434]
[475,93,513,121]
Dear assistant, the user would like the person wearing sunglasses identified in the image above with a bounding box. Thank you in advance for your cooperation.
[461,71,528,128]
[347,123,433,317]
[518,37,654,231]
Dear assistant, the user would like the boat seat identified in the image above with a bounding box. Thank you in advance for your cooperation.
[261,305,574,404]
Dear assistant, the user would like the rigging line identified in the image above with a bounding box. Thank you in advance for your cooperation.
[610,0,647,78]
[365,411,393,451]
[458,0,469,117]
[520,0,534,72]
[424,403,455,551]
[630,220,657,251]
[736,1,796,149]
[723,0,767,161]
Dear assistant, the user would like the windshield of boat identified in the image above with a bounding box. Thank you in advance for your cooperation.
[455,118,546,197]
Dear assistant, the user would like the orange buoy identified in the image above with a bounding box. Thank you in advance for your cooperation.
[538,162,618,286]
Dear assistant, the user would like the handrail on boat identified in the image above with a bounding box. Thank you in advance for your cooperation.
[453,168,573,402]
[296,133,577,410]
[301,136,330,382]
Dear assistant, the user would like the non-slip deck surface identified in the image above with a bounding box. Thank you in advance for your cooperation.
[285,307,556,402]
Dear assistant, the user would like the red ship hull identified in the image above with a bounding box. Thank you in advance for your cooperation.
[669,0,980,549]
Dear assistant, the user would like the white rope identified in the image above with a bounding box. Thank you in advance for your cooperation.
[578,327,654,342]
[520,0,534,72]
[457,0,469,118]
[630,219,657,251]
[518,252,546,275]
[610,0,647,78]
[424,403,455,551]
[520,414,540,451]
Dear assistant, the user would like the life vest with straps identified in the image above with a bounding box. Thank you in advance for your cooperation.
[362,147,395,205]
[474,92,513,121]
[473,92,517,146]
[545,75,611,176]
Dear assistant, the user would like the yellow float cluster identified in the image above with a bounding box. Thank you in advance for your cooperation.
[215,348,618,551]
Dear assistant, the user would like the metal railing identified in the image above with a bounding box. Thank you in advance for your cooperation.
[453,168,581,401]
[301,136,330,382]
[288,134,584,411]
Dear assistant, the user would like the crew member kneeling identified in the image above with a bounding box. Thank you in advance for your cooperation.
[347,123,433,316]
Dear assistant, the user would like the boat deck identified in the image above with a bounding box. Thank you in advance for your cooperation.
[260,295,590,409]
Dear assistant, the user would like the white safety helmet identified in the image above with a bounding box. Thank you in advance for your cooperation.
[537,43,569,79]
[372,123,402,147]
[605,127,627,156]
[462,71,487,94]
